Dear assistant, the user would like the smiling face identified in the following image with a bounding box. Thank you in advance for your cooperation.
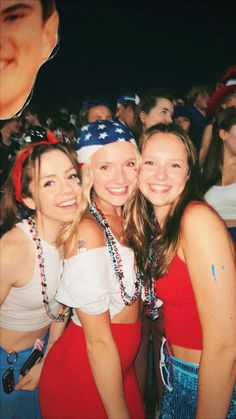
[140,98,174,131]
[0,0,58,119]
[139,132,189,224]
[23,150,82,234]
[90,141,138,212]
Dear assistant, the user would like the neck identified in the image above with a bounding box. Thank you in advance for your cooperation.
[153,206,169,229]
[93,196,122,217]
[34,216,62,245]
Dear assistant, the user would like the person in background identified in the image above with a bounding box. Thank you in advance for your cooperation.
[173,104,193,136]
[135,87,174,149]
[201,107,236,243]
[78,99,113,127]
[199,65,236,166]
[0,117,23,191]
[125,122,236,418]
[0,140,82,419]
[39,120,145,419]
[116,93,140,129]
[0,0,59,120]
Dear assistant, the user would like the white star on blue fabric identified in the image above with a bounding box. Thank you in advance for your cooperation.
[115,128,124,134]
[81,125,89,131]
[98,124,106,130]
[99,132,109,139]
[85,133,92,141]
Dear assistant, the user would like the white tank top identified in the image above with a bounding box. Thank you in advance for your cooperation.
[204,183,236,220]
[0,219,62,331]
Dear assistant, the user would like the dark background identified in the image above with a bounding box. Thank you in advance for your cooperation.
[32,0,236,112]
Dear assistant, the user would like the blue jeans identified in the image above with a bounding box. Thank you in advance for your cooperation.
[0,339,48,419]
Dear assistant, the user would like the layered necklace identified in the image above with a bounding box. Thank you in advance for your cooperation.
[89,199,141,305]
[27,216,69,322]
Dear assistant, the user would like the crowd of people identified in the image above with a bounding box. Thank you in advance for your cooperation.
[0,61,236,419]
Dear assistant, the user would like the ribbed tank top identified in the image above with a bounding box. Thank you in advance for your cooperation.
[0,219,62,331]
[155,254,202,350]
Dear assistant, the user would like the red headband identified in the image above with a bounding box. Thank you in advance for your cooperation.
[12,132,58,205]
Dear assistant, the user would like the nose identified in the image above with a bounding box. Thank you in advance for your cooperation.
[165,113,173,124]
[154,164,167,180]
[114,166,126,184]
[60,179,74,194]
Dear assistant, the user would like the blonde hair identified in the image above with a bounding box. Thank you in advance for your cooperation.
[58,143,141,258]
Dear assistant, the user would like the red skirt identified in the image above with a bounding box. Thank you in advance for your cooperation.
[39,320,145,419]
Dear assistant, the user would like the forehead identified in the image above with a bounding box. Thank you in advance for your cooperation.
[34,149,73,175]
[152,98,173,112]
[143,132,187,156]
[88,105,111,114]
[92,141,136,162]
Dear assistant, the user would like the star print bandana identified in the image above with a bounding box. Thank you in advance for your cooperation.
[75,119,137,163]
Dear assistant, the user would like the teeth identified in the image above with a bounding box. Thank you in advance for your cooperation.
[149,184,169,192]
[108,187,127,192]
[58,199,76,207]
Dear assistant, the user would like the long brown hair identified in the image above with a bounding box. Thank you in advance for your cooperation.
[123,123,203,282]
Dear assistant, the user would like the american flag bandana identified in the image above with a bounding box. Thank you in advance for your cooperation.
[75,119,137,164]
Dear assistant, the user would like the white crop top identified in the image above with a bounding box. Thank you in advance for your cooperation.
[56,241,137,327]
[204,183,236,220]
[0,219,62,331]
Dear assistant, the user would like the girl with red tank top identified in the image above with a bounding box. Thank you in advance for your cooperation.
[124,123,236,418]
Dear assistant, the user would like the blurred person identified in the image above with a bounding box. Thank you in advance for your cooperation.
[78,99,113,127]
[0,117,23,190]
[125,122,236,418]
[135,87,174,149]
[201,107,236,243]
[0,140,82,419]
[185,84,211,153]
[0,0,59,120]
[39,120,145,419]
[116,93,140,128]
[199,65,236,166]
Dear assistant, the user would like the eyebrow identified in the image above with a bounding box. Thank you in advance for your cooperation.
[1,3,33,16]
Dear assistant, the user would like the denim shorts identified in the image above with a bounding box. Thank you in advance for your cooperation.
[0,336,48,419]
[159,338,236,419]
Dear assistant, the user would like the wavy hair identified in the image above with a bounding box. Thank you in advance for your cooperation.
[123,123,203,281]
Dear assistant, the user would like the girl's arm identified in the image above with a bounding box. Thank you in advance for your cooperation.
[76,308,129,419]
[15,317,69,391]
[181,203,236,419]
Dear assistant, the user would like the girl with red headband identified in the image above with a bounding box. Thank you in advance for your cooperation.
[0,140,82,419]
[39,120,145,419]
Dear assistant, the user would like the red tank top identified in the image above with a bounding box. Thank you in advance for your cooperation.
[155,254,202,350]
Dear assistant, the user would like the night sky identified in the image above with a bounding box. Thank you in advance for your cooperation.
[32,0,236,113]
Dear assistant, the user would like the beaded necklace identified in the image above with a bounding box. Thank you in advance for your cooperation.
[89,199,141,306]
[27,216,69,322]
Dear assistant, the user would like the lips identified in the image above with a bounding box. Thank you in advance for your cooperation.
[148,184,170,193]
[106,186,128,195]
[57,198,77,207]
